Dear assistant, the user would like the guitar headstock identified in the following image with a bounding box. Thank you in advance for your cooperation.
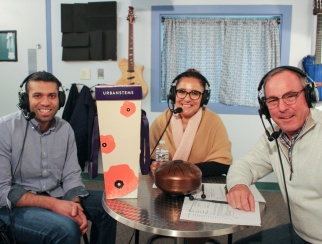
[314,0,322,15]
[127,6,136,24]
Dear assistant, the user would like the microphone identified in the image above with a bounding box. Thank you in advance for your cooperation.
[167,96,183,114]
[23,111,36,121]
[173,107,183,114]
[258,109,281,142]
[17,104,36,121]
[269,130,282,141]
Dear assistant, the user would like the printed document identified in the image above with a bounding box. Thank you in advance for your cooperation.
[179,183,265,226]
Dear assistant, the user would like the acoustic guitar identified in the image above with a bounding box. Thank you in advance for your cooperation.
[116,6,148,98]
[302,0,322,100]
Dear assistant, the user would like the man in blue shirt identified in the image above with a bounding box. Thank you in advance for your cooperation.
[0,71,116,243]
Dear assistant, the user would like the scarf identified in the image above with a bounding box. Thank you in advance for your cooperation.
[171,108,202,161]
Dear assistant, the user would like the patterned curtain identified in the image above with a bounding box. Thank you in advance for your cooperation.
[162,18,280,107]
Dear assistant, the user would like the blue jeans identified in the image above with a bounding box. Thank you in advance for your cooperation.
[234,224,309,244]
[0,190,116,244]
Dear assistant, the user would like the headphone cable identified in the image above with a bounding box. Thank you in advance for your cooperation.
[150,110,174,158]
[274,137,294,244]
[150,96,179,158]
[12,122,29,178]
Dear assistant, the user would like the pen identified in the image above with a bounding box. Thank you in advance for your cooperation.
[193,199,228,204]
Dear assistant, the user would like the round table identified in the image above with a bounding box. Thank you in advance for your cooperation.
[102,174,265,244]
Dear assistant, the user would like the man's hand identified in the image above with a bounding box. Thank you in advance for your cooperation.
[52,199,88,235]
[226,184,255,212]
[16,193,88,235]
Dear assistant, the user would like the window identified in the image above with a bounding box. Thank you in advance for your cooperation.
[151,5,292,115]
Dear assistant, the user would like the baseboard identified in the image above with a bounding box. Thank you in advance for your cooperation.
[255,182,280,192]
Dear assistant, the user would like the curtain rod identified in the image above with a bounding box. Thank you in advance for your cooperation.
[161,17,281,24]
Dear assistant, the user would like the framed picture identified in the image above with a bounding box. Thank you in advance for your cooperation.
[0,30,17,61]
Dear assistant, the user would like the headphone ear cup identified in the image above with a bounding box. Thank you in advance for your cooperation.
[258,96,270,120]
[58,91,66,109]
[168,84,176,104]
[201,88,210,106]
[304,83,319,108]
[304,84,312,108]
[18,92,29,111]
[304,82,319,108]
[313,83,320,103]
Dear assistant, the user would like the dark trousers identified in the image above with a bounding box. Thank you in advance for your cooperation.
[234,223,310,244]
[0,190,116,244]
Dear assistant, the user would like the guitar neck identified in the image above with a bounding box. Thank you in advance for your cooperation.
[316,14,322,64]
[128,21,134,72]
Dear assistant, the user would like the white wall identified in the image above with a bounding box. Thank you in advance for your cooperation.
[0,0,48,115]
[0,0,317,182]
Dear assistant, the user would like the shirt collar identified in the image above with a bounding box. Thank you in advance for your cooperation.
[280,116,309,147]
[29,117,57,133]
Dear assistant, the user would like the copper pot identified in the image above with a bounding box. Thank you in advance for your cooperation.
[154,160,202,196]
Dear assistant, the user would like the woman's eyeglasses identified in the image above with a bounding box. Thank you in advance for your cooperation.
[176,89,203,100]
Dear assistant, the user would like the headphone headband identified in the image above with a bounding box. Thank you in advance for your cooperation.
[18,71,66,111]
[258,66,308,93]
[168,69,211,107]
[20,71,63,89]
[258,66,319,120]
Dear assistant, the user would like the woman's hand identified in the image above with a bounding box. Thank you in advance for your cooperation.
[150,161,164,176]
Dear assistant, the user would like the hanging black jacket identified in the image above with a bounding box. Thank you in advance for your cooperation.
[68,86,96,170]
[62,83,79,122]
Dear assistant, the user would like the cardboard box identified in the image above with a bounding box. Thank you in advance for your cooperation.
[96,85,142,199]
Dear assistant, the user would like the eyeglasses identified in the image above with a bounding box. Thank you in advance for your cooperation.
[176,89,203,100]
[265,88,305,109]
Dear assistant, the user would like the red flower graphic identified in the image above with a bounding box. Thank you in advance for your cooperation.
[104,164,139,199]
[100,134,116,154]
[120,101,136,117]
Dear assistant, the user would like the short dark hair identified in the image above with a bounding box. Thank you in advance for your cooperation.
[25,71,62,93]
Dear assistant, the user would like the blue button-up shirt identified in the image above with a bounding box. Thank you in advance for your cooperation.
[0,111,88,207]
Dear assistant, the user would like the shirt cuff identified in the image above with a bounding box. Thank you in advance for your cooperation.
[7,184,27,207]
[62,186,89,201]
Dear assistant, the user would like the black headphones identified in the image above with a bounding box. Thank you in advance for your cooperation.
[258,66,319,120]
[18,71,66,112]
[167,70,211,107]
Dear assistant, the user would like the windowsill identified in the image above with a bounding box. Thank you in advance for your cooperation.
[315,101,322,110]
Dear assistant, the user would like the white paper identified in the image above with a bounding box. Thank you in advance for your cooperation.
[180,197,261,226]
[249,185,266,203]
[191,183,266,203]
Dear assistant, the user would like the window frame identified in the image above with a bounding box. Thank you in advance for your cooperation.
[151,5,292,115]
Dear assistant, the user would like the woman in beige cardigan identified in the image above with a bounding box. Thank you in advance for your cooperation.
[150,69,232,176]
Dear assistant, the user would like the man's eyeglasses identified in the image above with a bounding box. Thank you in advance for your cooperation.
[176,89,203,100]
[265,88,305,109]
